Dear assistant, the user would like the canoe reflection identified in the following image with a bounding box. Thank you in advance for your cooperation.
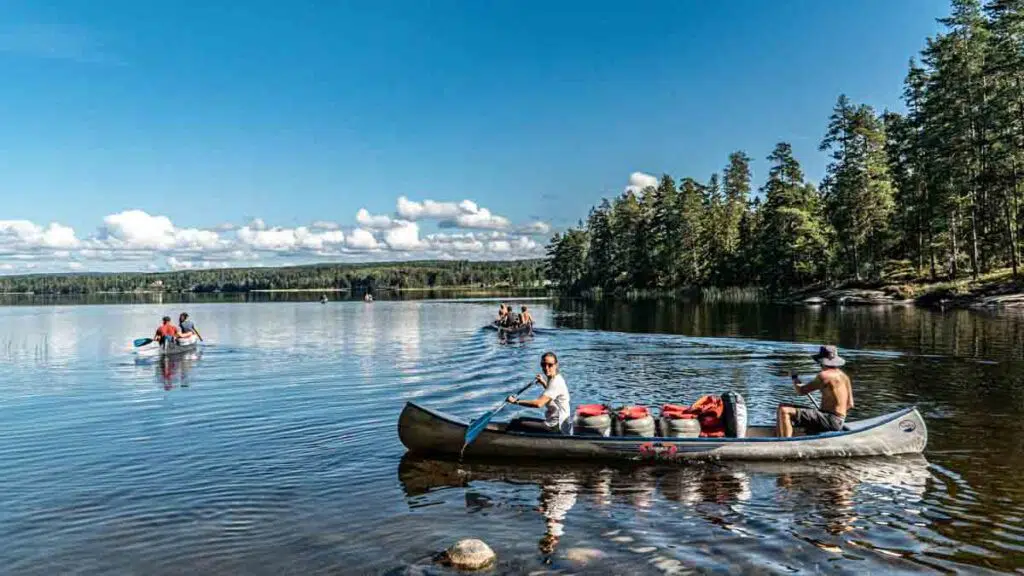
[397,454,931,554]
[134,350,202,390]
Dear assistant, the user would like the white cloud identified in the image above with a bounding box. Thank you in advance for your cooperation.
[396,196,461,220]
[100,210,174,249]
[99,210,220,251]
[625,171,658,195]
[1,196,549,272]
[168,256,216,270]
[167,256,193,270]
[236,225,345,252]
[346,228,379,250]
[0,220,80,249]
[356,209,395,230]
[397,196,511,230]
[385,220,425,250]
[517,221,552,236]
[442,207,510,230]
[514,236,539,251]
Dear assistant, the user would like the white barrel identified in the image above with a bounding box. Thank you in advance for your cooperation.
[574,413,612,436]
[660,416,701,438]
[620,415,656,437]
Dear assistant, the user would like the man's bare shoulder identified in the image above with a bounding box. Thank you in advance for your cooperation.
[818,369,850,386]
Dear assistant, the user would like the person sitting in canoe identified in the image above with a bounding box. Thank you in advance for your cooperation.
[496,303,509,326]
[154,316,179,344]
[505,352,571,434]
[519,305,534,328]
[776,345,854,437]
[178,312,202,341]
[506,306,522,327]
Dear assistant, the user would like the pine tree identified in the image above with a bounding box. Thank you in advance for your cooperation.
[677,177,707,285]
[820,96,896,280]
[649,175,680,287]
[758,143,830,291]
[585,199,616,289]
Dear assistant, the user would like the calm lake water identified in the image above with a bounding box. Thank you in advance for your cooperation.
[1,298,1022,574]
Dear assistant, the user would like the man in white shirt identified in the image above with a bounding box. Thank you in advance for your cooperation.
[506,352,571,434]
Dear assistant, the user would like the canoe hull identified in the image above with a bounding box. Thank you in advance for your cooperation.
[397,402,927,462]
[159,335,199,356]
[489,321,533,336]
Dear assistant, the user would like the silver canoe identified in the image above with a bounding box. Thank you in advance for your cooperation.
[397,402,928,462]
[158,334,199,356]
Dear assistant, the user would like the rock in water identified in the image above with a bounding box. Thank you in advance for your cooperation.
[564,547,605,565]
[440,539,496,571]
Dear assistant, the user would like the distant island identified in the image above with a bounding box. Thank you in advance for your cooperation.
[0,260,547,295]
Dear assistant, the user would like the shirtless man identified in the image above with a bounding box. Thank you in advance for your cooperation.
[519,305,534,327]
[776,345,854,437]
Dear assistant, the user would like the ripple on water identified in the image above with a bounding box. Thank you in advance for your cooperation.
[0,300,1022,574]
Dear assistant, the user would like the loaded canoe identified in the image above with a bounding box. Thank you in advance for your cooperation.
[487,321,534,336]
[397,401,927,462]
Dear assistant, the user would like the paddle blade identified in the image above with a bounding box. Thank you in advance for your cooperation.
[134,338,153,347]
[463,410,496,447]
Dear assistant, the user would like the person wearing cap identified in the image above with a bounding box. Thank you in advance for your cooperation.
[154,316,179,345]
[776,345,854,437]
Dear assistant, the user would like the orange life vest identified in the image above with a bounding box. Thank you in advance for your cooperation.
[617,405,651,420]
[576,404,609,417]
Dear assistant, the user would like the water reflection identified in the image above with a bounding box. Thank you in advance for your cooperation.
[398,454,935,566]
[3,298,1024,573]
[551,297,1024,362]
[135,350,202,390]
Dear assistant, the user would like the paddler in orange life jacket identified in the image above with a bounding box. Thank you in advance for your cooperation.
[154,316,179,344]
[777,345,854,437]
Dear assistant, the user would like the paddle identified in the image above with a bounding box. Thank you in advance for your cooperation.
[789,370,821,410]
[460,380,535,458]
[133,337,154,347]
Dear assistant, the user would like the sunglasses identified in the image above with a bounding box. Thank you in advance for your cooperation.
[541,361,556,367]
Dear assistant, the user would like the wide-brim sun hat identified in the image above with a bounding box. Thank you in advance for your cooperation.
[812,344,845,367]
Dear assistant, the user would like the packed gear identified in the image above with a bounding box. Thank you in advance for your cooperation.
[615,405,656,437]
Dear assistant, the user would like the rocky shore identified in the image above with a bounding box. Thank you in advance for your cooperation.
[779,274,1024,310]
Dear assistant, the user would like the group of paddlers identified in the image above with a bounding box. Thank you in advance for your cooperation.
[154,312,202,344]
[495,303,533,329]
[505,344,854,438]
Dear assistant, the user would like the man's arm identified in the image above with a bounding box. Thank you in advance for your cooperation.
[792,373,824,395]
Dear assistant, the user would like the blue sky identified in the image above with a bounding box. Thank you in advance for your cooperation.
[0,0,949,273]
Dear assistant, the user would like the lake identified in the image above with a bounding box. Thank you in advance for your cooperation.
[1,298,1021,574]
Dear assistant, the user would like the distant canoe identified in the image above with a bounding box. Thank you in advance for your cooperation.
[397,402,928,462]
[487,321,534,336]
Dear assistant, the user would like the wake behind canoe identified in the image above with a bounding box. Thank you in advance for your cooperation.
[397,401,927,462]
